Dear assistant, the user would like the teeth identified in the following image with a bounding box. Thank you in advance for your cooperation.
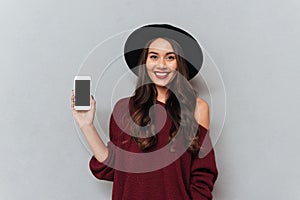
[155,72,168,76]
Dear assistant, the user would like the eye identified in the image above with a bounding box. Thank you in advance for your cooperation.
[149,55,158,60]
[166,55,175,61]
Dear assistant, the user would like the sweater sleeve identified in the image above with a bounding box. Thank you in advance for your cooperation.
[189,125,218,200]
[89,109,119,182]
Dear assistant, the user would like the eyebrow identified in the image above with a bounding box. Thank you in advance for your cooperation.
[148,51,176,55]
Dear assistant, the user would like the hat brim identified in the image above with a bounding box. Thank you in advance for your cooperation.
[124,24,203,80]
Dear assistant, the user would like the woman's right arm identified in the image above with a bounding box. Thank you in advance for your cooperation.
[80,124,109,163]
[71,90,108,163]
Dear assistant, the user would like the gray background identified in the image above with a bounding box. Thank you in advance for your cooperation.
[0,0,299,199]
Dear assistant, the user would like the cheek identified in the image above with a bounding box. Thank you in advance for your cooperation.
[168,61,178,71]
[145,64,151,72]
[145,64,154,78]
[146,60,155,71]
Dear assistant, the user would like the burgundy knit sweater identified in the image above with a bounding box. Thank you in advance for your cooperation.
[89,97,218,200]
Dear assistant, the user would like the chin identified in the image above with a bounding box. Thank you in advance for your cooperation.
[155,83,167,87]
[154,80,174,88]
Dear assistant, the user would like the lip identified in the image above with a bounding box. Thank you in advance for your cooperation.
[154,71,170,79]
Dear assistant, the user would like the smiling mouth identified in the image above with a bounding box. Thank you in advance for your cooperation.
[154,71,170,79]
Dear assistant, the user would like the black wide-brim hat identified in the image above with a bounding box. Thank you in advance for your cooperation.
[124,23,203,81]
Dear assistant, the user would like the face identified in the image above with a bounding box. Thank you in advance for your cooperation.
[145,38,178,87]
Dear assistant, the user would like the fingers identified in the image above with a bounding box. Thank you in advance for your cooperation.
[71,90,75,111]
[71,90,96,111]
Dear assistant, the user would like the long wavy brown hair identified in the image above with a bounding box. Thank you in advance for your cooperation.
[126,37,201,154]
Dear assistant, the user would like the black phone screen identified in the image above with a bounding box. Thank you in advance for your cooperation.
[75,80,90,106]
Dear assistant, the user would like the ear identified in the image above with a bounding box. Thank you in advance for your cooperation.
[194,98,210,130]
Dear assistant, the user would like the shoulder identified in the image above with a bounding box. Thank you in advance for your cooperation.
[113,96,133,108]
[196,97,209,112]
[110,96,132,132]
[194,98,210,130]
[111,96,132,116]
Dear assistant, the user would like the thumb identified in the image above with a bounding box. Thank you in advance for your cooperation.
[90,95,96,109]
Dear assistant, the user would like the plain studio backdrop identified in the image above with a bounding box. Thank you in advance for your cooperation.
[0,0,299,199]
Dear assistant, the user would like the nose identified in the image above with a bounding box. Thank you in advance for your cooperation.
[157,57,166,68]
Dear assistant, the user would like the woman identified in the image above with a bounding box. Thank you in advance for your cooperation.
[71,24,218,200]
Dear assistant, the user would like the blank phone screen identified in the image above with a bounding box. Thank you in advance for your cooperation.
[75,80,90,106]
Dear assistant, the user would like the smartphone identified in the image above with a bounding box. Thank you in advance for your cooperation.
[74,76,91,110]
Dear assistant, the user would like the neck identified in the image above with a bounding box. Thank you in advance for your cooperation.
[155,85,169,103]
